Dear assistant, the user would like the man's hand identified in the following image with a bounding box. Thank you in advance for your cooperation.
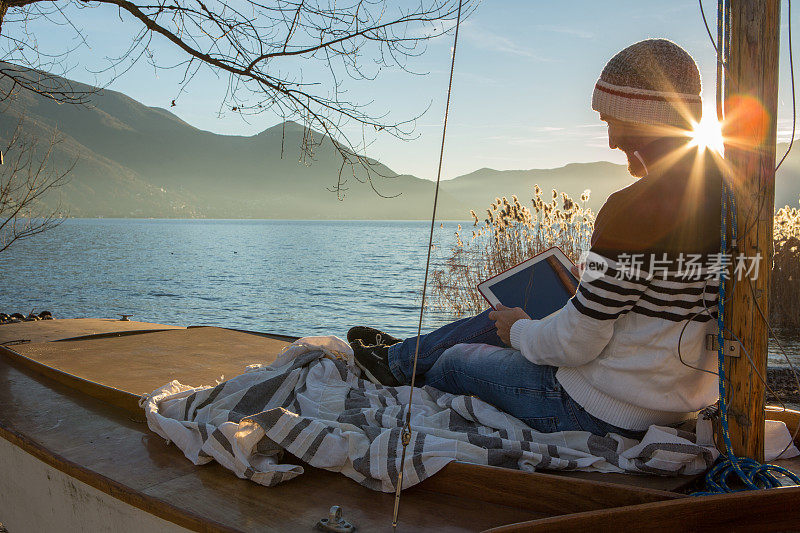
[488,304,531,347]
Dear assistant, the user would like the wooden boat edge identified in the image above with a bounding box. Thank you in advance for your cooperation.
[0,329,686,528]
[0,334,684,507]
[0,407,236,533]
[1,323,797,531]
[485,483,800,532]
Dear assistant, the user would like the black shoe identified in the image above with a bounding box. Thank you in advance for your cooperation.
[347,326,402,347]
[350,339,402,386]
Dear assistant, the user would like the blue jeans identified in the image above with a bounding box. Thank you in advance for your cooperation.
[387,310,644,438]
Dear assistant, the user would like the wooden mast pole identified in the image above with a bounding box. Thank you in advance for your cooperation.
[722,0,781,461]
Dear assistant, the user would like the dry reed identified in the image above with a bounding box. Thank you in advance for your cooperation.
[771,197,800,328]
[433,190,800,329]
[430,186,594,317]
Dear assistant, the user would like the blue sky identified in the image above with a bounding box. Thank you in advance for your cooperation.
[7,0,800,179]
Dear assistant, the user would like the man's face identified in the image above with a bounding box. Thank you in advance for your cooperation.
[602,116,648,178]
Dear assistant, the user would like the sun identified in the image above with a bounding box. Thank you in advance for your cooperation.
[688,115,725,153]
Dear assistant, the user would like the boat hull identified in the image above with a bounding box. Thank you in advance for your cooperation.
[0,319,797,532]
[0,436,187,533]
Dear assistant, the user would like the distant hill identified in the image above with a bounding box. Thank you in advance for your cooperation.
[774,142,800,210]
[2,64,799,219]
[441,162,633,218]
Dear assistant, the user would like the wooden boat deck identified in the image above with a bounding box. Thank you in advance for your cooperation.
[0,323,688,532]
[0,322,705,493]
[9,326,292,395]
[0,354,548,531]
[0,317,185,345]
[1,320,798,531]
[7,322,799,492]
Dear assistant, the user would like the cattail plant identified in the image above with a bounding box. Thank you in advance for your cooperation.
[430,186,595,317]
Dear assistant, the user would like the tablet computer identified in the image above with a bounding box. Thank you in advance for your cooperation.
[477,246,578,319]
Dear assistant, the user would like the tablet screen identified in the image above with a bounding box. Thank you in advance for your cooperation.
[477,247,578,319]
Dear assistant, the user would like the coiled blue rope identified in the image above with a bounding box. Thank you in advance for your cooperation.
[694,183,800,495]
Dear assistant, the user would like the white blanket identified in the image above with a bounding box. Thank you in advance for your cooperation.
[142,336,736,492]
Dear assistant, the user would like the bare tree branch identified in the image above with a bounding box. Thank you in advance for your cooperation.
[0,113,71,253]
[0,0,476,198]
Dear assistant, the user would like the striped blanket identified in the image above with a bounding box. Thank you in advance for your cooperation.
[142,336,720,492]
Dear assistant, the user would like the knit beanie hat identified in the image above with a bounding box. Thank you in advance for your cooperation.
[592,39,702,128]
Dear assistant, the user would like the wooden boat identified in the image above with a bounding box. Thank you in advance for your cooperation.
[1,318,798,532]
[1,2,797,531]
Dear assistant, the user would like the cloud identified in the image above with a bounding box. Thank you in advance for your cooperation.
[407,19,459,39]
[534,25,594,40]
[453,70,505,87]
[485,135,553,145]
[461,21,548,60]
[776,118,797,141]
[483,124,608,146]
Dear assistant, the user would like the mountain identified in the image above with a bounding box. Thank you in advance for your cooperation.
[774,143,800,209]
[0,69,462,219]
[441,162,633,217]
[2,64,799,219]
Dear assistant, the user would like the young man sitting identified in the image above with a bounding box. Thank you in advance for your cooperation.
[349,39,722,438]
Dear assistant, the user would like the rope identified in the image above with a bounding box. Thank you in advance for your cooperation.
[695,185,800,494]
[391,1,464,529]
[777,0,796,170]
[695,0,800,495]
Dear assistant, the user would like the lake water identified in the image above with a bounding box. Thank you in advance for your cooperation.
[0,219,463,338]
[1,218,799,369]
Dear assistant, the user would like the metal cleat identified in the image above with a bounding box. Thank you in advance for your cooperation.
[316,506,355,532]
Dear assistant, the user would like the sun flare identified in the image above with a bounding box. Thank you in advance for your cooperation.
[688,116,725,153]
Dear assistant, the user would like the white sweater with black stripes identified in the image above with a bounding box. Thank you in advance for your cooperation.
[509,143,724,431]
[510,253,719,431]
